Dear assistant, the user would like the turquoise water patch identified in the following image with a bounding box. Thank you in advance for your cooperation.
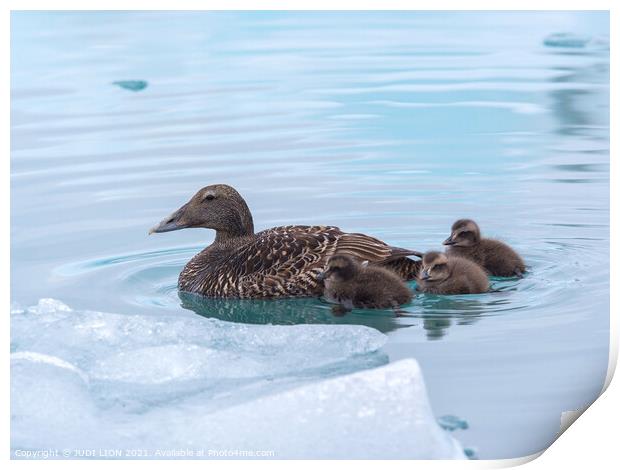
[112,80,148,92]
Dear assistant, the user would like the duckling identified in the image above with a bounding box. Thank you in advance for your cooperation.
[417,251,489,295]
[318,255,413,313]
[150,184,422,298]
[443,219,526,277]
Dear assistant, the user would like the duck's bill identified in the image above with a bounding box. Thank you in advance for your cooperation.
[442,237,456,246]
[148,205,189,234]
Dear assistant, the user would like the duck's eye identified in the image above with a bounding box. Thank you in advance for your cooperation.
[203,194,216,201]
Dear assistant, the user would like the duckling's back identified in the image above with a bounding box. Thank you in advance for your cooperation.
[447,238,524,278]
[353,266,413,308]
[477,239,525,277]
[447,256,490,294]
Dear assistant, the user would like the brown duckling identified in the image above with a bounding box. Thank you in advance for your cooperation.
[443,219,526,277]
[417,251,489,295]
[318,255,413,313]
[149,184,422,298]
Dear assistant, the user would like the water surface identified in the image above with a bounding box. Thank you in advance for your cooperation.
[11,11,609,458]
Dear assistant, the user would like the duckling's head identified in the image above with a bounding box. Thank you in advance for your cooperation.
[318,255,361,282]
[420,251,450,282]
[149,184,254,240]
[443,219,480,247]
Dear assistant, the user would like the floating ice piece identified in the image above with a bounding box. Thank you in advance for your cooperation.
[11,300,388,438]
[438,414,469,431]
[10,301,24,315]
[90,344,270,383]
[12,352,465,458]
[143,358,466,459]
[543,33,591,48]
[11,300,387,382]
[27,297,71,315]
[11,352,100,450]
[11,300,463,458]
[11,351,89,383]
[112,80,148,92]
[464,447,479,459]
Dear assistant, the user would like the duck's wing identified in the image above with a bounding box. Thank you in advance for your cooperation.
[232,225,342,297]
[252,226,420,265]
[333,232,423,262]
[333,232,422,281]
[232,225,420,297]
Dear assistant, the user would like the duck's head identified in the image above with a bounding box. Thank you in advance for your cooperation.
[443,219,480,247]
[317,255,361,282]
[149,184,254,240]
[419,251,450,282]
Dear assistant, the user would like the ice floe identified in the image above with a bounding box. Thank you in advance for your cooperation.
[11,299,464,459]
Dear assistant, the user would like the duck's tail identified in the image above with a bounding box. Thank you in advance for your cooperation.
[383,256,422,281]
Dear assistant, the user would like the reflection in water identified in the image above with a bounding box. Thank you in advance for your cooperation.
[58,246,518,340]
[547,47,608,137]
[413,294,488,340]
[421,316,453,341]
[180,288,515,339]
[179,291,412,334]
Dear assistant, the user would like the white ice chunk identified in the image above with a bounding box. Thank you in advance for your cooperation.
[12,352,464,458]
[11,299,388,414]
[10,301,24,315]
[11,353,99,450]
[11,351,89,383]
[11,301,389,425]
[90,345,268,383]
[11,299,464,459]
[128,359,465,459]
[27,298,72,315]
[11,300,387,386]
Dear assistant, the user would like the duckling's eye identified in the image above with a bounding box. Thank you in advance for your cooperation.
[203,194,216,202]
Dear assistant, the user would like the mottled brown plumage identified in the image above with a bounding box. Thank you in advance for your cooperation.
[417,251,489,295]
[443,219,526,277]
[319,255,413,311]
[150,184,422,298]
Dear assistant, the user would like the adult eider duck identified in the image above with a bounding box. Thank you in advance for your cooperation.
[443,219,526,277]
[318,255,413,313]
[150,184,422,298]
[417,251,489,295]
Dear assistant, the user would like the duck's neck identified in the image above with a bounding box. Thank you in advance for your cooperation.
[214,228,253,244]
[213,200,255,244]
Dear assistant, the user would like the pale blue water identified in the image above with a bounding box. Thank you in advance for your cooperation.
[11,11,609,459]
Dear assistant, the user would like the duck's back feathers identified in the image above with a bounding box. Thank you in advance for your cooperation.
[180,224,420,298]
[334,232,422,262]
